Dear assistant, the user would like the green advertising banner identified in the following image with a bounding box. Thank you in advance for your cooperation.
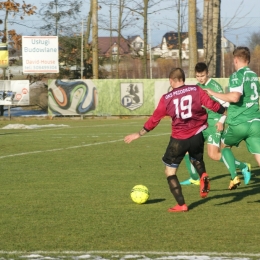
[48,78,230,116]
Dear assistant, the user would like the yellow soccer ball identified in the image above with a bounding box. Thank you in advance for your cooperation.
[130,185,150,204]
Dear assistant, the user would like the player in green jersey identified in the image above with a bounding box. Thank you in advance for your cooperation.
[205,47,260,189]
[181,62,251,188]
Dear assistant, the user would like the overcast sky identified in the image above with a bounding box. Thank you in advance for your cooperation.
[1,0,260,47]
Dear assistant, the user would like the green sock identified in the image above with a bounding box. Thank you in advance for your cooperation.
[219,153,246,170]
[221,148,237,180]
[234,159,246,170]
[184,154,199,180]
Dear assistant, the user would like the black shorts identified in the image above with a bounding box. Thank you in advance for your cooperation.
[162,132,205,167]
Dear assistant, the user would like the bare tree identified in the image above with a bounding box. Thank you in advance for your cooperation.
[204,0,251,77]
[141,0,149,78]
[188,0,197,77]
[177,0,182,67]
[124,0,170,78]
[222,0,251,40]
[38,0,83,36]
[92,0,99,79]
[196,7,203,34]
[203,0,221,77]
[116,0,124,79]
[0,1,36,47]
[170,0,188,68]
[203,0,213,75]
[213,0,221,77]
[84,1,92,60]
[0,1,36,71]
[99,0,140,79]
[247,31,260,51]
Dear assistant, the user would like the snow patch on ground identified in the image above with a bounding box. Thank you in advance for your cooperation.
[2,124,69,130]
[1,252,258,260]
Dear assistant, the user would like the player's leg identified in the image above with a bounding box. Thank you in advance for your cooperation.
[162,137,188,212]
[207,136,251,172]
[221,146,240,188]
[204,126,250,185]
[254,154,260,166]
[180,153,200,185]
[235,159,251,185]
[214,136,251,185]
[206,130,222,161]
[188,132,210,198]
[245,120,260,167]
[205,126,222,161]
[234,160,248,170]
[221,123,249,189]
[165,167,188,212]
[179,127,212,186]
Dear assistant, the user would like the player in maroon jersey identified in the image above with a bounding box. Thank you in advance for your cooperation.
[124,68,226,212]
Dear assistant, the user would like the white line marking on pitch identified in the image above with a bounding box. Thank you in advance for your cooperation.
[0,133,169,160]
[0,250,260,258]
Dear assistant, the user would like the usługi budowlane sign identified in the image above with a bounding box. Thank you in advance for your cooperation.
[22,36,59,74]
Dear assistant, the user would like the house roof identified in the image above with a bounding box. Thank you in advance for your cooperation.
[163,31,203,49]
[127,35,141,42]
[98,36,130,55]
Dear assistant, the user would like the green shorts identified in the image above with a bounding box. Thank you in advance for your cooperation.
[221,119,260,154]
[203,124,222,147]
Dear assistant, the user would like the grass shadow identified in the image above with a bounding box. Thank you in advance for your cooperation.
[210,173,229,181]
[146,198,166,204]
[188,168,260,210]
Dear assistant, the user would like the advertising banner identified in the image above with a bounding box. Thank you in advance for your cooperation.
[0,80,30,105]
[0,43,8,68]
[48,78,230,116]
[48,79,156,116]
[22,36,59,73]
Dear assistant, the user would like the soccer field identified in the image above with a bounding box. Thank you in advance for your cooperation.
[0,117,260,260]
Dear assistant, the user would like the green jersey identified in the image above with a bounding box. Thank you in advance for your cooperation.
[197,78,225,121]
[227,66,260,125]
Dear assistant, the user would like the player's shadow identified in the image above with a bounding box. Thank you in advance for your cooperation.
[188,168,260,210]
[146,198,166,204]
[209,173,229,181]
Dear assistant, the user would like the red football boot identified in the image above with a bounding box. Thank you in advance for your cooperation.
[168,204,188,212]
[200,173,210,198]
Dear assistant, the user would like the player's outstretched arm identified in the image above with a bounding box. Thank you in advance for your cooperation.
[124,133,140,143]
[124,128,147,144]
[204,88,241,103]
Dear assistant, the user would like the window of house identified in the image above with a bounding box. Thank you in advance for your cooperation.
[112,45,118,54]
[134,42,143,48]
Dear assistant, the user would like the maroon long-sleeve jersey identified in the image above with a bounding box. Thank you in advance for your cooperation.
[144,85,223,139]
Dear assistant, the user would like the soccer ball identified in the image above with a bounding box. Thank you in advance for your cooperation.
[131,185,150,204]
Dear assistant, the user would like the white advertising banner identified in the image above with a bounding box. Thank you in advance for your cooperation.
[0,80,30,105]
[22,36,59,73]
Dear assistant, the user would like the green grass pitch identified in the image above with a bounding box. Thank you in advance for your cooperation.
[0,117,259,259]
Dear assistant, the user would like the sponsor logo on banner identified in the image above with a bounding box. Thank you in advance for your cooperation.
[0,43,8,68]
[0,80,29,105]
[48,79,98,115]
[121,83,143,110]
